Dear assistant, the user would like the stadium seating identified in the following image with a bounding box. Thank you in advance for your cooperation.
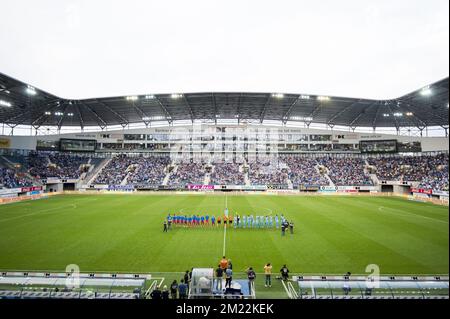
[368,153,449,192]
[0,167,33,188]
[248,159,289,187]
[1,151,448,192]
[282,156,329,187]
[127,156,171,187]
[210,162,245,185]
[27,152,89,180]
[317,157,373,186]
[167,162,206,187]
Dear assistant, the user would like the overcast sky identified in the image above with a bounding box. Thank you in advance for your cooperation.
[0,0,448,100]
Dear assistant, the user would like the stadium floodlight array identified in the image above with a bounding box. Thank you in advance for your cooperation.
[317,96,330,101]
[420,86,432,96]
[290,116,313,121]
[0,99,12,107]
[126,95,139,101]
[142,116,165,121]
[26,85,36,95]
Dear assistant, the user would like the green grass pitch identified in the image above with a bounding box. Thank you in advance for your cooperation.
[0,194,448,277]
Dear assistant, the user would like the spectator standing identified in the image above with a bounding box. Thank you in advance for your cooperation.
[280,265,290,281]
[246,267,256,294]
[150,286,162,299]
[178,280,188,299]
[264,263,273,288]
[215,264,224,291]
[225,265,233,288]
[161,285,170,299]
[170,280,178,299]
[220,256,228,271]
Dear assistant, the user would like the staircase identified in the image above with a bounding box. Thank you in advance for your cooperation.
[85,158,111,186]
[120,173,131,186]
[244,172,251,186]
[319,166,335,187]
[286,178,294,190]
[204,173,211,185]
[163,164,177,186]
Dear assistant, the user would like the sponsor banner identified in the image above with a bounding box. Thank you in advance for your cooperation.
[21,186,43,193]
[187,184,214,190]
[432,190,449,197]
[358,186,378,191]
[27,191,42,196]
[92,184,109,189]
[0,193,18,199]
[411,188,433,195]
[298,185,320,191]
[44,178,78,184]
[336,186,356,191]
[0,188,22,195]
[108,185,135,191]
[336,189,358,193]
[319,186,337,192]
[213,185,267,191]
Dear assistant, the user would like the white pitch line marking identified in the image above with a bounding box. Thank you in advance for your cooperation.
[223,194,228,256]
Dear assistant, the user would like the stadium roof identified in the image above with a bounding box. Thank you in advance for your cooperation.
[0,72,448,129]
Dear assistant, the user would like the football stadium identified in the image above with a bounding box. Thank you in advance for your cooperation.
[0,1,448,304]
[0,71,448,300]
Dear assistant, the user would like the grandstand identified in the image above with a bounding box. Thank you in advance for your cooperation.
[0,72,448,300]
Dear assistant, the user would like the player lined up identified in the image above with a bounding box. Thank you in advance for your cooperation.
[164,213,293,230]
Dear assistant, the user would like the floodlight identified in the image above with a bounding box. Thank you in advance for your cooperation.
[171,94,182,99]
[26,85,36,95]
[420,86,432,96]
[126,96,139,101]
[0,100,12,107]
[300,95,310,100]
[145,95,155,99]
[271,93,284,98]
[317,96,330,101]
